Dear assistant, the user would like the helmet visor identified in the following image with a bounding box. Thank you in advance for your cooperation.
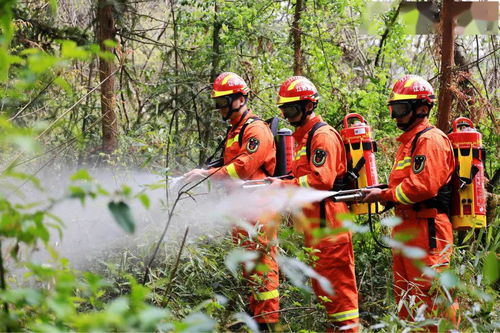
[279,103,303,119]
[214,96,232,109]
[388,102,413,119]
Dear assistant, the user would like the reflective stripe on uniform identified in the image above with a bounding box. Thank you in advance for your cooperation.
[226,134,239,148]
[329,308,359,322]
[395,156,411,170]
[226,163,240,180]
[253,289,279,301]
[298,175,309,188]
[294,147,306,160]
[395,183,414,205]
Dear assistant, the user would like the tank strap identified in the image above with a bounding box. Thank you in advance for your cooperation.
[237,116,261,147]
[427,218,437,249]
[410,126,434,155]
[237,116,274,176]
[306,122,327,161]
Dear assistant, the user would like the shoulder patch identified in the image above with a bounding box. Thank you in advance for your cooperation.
[246,137,260,153]
[313,148,327,167]
[413,155,426,174]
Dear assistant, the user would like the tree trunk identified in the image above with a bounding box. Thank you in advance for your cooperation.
[436,0,455,132]
[292,0,303,76]
[210,1,221,82]
[97,0,118,153]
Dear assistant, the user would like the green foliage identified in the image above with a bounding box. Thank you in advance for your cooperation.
[0,0,498,331]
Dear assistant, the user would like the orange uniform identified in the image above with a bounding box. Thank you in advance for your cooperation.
[380,119,459,324]
[282,116,359,332]
[210,110,279,324]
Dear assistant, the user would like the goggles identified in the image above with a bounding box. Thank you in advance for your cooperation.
[214,96,232,109]
[388,101,419,119]
[279,103,303,119]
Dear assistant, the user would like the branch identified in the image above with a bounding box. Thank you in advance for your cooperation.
[374,1,402,68]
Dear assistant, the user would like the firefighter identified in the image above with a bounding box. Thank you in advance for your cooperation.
[268,76,359,332]
[183,72,279,329]
[362,75,459,329]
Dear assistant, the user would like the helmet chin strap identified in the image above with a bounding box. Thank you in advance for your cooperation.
[222,98,247,121]
[290,111,309,127]
[397,111,428,131]
[289,103,314,127]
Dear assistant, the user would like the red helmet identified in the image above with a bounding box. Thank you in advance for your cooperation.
[388,75,435,104]
[276,76,319,106]
[211,72,249,98]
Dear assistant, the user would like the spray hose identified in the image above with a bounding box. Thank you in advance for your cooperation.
[368,202,391,250]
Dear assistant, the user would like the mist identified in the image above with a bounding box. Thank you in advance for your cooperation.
[4,167,335,270]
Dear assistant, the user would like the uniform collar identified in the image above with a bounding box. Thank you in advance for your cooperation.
[396,118,431,144]
[292,115,323,142]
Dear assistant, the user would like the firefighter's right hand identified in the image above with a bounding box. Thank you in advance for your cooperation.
[183,168,209,183]
[362,188,384,203]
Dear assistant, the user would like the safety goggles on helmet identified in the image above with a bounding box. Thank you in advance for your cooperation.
[388,101,421,119]
[279,103,303,119]
[214,96,232,109]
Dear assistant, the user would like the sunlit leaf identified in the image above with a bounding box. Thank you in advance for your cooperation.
[70,169,92,181]
[54,76,73,96]
[483,251,499,285]
[138,193,150,209]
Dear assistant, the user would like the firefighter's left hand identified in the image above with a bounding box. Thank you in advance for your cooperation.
[266,177,284,188]
[183,168,209,183]
[362,188,383,203]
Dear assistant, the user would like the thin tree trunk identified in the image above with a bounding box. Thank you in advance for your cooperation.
[210,1,221,82]
[374,2,401,68]
[97,0,118,153]
[292,0,303,76]
[436,0,455,132]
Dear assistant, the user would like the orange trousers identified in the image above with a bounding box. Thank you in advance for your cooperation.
[392,210,459,330]
[232,217,280,324]
[307,233,359,332]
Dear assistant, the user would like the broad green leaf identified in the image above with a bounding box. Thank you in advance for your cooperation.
[70,169,92,181]
[54,76,73,96]
[483,251,499,285]
[108,201,135,234]
[103,39,118,48]
[138,193,150,209]
[60,40,88,60]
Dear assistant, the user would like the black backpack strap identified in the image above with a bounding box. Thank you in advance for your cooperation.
[238,116,275,176]
[306,122,327,161]
[320,200,327,228]
[410,126,434,156]
[238,116,261,147]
